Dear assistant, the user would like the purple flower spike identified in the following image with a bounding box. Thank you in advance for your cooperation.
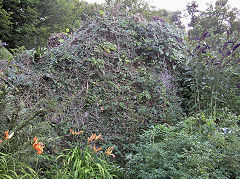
[236,83,240,89]
[1,42,8,46]
[202,32,211,40]
[218,48,223,54]
[226,50,231,56]
[232,43,240,52]
[195,37,200,41]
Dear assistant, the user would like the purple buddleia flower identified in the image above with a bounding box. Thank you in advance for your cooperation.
[227,30,231,36]
[159,19,165,24]
[218,48,223,54]
[195,37,200,40]
[226,50,231,56]
[202,32,211,39]
[210,58,216,64]
[223,42,229,49]
[232,43,240,52]
[174,36,182,43]
[0,42,8,46]
[236,83,240,89]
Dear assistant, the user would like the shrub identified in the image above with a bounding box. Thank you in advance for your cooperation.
[12,10,186,160]
[180,30,240,115]
[126,111,240,178]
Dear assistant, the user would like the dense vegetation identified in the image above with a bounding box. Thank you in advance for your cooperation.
[0,0,239,178]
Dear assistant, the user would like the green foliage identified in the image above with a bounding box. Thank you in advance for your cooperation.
[126,111,240,178]
[0,43,13,73]
[0,1,12,42]
[105,0,149,12]
[0,0,99,49]
[0,153,38,179]
[48,146,122,179]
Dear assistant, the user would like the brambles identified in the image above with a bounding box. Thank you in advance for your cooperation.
[47,33,69,49]
[21,9,185,162]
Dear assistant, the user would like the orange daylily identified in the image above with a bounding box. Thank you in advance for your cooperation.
[105,147,115,158]
[3,130,14,140]
[95,134,103,141]
[70,129,83,135]
[93,145,102,152]
[3,130,9,140]
[88,133,96,143]
[87,133,103,143]
[33,136,45,154]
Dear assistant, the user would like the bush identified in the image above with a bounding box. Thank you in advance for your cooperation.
[180,30,240,115]
[126,111,240,178]
[12,10,186,160]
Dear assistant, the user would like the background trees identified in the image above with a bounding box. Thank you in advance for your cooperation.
[187,0,240,37]
[0,0,97,49]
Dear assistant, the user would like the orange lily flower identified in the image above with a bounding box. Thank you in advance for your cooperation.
[33,136,45,154]
[93,145,102,152]
[88,133,103,143]
[3,130,14,140]
[70,129,83,135]
[88,133,96,143]
[95,134,103,141]
[3,130,9,140]
[105,147,115,158]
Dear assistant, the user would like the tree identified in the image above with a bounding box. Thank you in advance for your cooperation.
[0,0,98,49]
[187,0,240,37]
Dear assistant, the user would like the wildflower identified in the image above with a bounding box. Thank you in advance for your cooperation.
[93,145,102,152]
[232,43,240,52]
[70,129,83,135]
[95,134,103,141]
[88,133,96,143]
[100,107,104,111]
[0,140,2,143]
[0,42,8,46]
[3,130,9,140]
[105,147,115,158]
[33,136,45,154]
[87,134,103,143]
[3,130,14,140]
